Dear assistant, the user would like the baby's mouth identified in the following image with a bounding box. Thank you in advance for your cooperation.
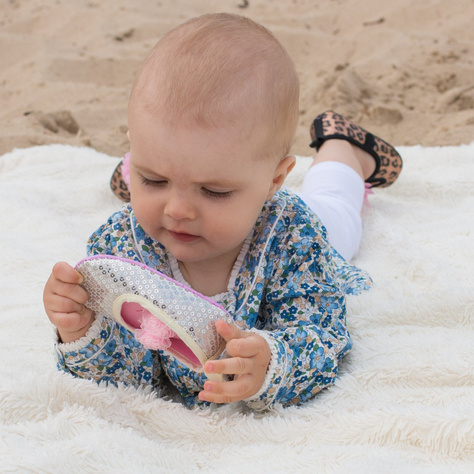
[168,230,200,243]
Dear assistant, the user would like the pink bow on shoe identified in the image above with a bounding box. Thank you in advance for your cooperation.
[134,308,178,351]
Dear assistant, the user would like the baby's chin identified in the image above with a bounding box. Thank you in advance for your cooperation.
[170,243,240,268]
[160,236,207,261]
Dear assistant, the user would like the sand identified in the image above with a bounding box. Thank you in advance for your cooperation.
[1,0,473,158]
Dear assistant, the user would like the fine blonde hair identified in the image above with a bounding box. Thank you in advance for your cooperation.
[129,13,300,160]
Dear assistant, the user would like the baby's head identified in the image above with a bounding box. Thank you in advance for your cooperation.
[129,13,300,162]
[127,14,300,272]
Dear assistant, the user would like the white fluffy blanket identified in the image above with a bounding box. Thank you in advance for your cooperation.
[0,144,473,473]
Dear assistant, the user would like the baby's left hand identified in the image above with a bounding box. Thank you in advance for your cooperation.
[198,320,271,404]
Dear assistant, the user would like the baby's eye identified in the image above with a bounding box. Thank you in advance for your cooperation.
[202,188,233,199]
[141,176,166,187]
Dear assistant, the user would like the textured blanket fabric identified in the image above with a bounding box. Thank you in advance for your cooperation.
[0,144,473,473]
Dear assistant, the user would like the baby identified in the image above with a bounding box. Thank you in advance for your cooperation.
[43,13,402,410]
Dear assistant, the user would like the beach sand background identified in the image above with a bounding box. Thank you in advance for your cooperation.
[1,0,473,159]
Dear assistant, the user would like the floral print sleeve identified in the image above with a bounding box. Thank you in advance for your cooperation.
[245,246,354,410]
[55,314,159,389]
[55,206,163,391]
[234,189,371,410]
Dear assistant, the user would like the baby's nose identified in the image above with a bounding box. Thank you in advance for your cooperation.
[164,191,196,220]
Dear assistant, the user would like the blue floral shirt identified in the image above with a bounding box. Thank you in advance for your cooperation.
[55,188,371,410]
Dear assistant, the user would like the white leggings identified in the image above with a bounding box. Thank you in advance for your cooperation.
[297,161,365,261]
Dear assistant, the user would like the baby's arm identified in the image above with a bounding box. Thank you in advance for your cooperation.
[240,232,361,410]
[198,289,348,410]
[54,311,159,390]
[47,208,161,389]
[249,304,351,409]
[43,262,94,343]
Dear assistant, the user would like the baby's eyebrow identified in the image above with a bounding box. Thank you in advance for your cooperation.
[131,164,166,179]
[201,178,242,188]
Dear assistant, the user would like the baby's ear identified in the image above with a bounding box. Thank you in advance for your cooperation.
[267,156,296,199]
[127,130,131,142]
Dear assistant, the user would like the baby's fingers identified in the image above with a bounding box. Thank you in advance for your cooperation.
[204,357,252,378]
[52,261,84,285]
[44,261,94,343]
[47,292,87,319]
[199,375,254,404]
[46,262,87,304]
[50,299,93,331]
[54,279,88,305]
[44,276,88,313]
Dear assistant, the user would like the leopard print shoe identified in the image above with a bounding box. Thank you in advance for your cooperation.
[309,110,403,188]
[110,153,131,202]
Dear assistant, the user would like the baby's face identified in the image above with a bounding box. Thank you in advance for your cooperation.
[128,109,282,270]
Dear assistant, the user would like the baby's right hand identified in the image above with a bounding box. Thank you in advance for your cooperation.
[43,262,94,343]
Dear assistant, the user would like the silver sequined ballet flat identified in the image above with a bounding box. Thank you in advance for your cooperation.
[75,255,233,381]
